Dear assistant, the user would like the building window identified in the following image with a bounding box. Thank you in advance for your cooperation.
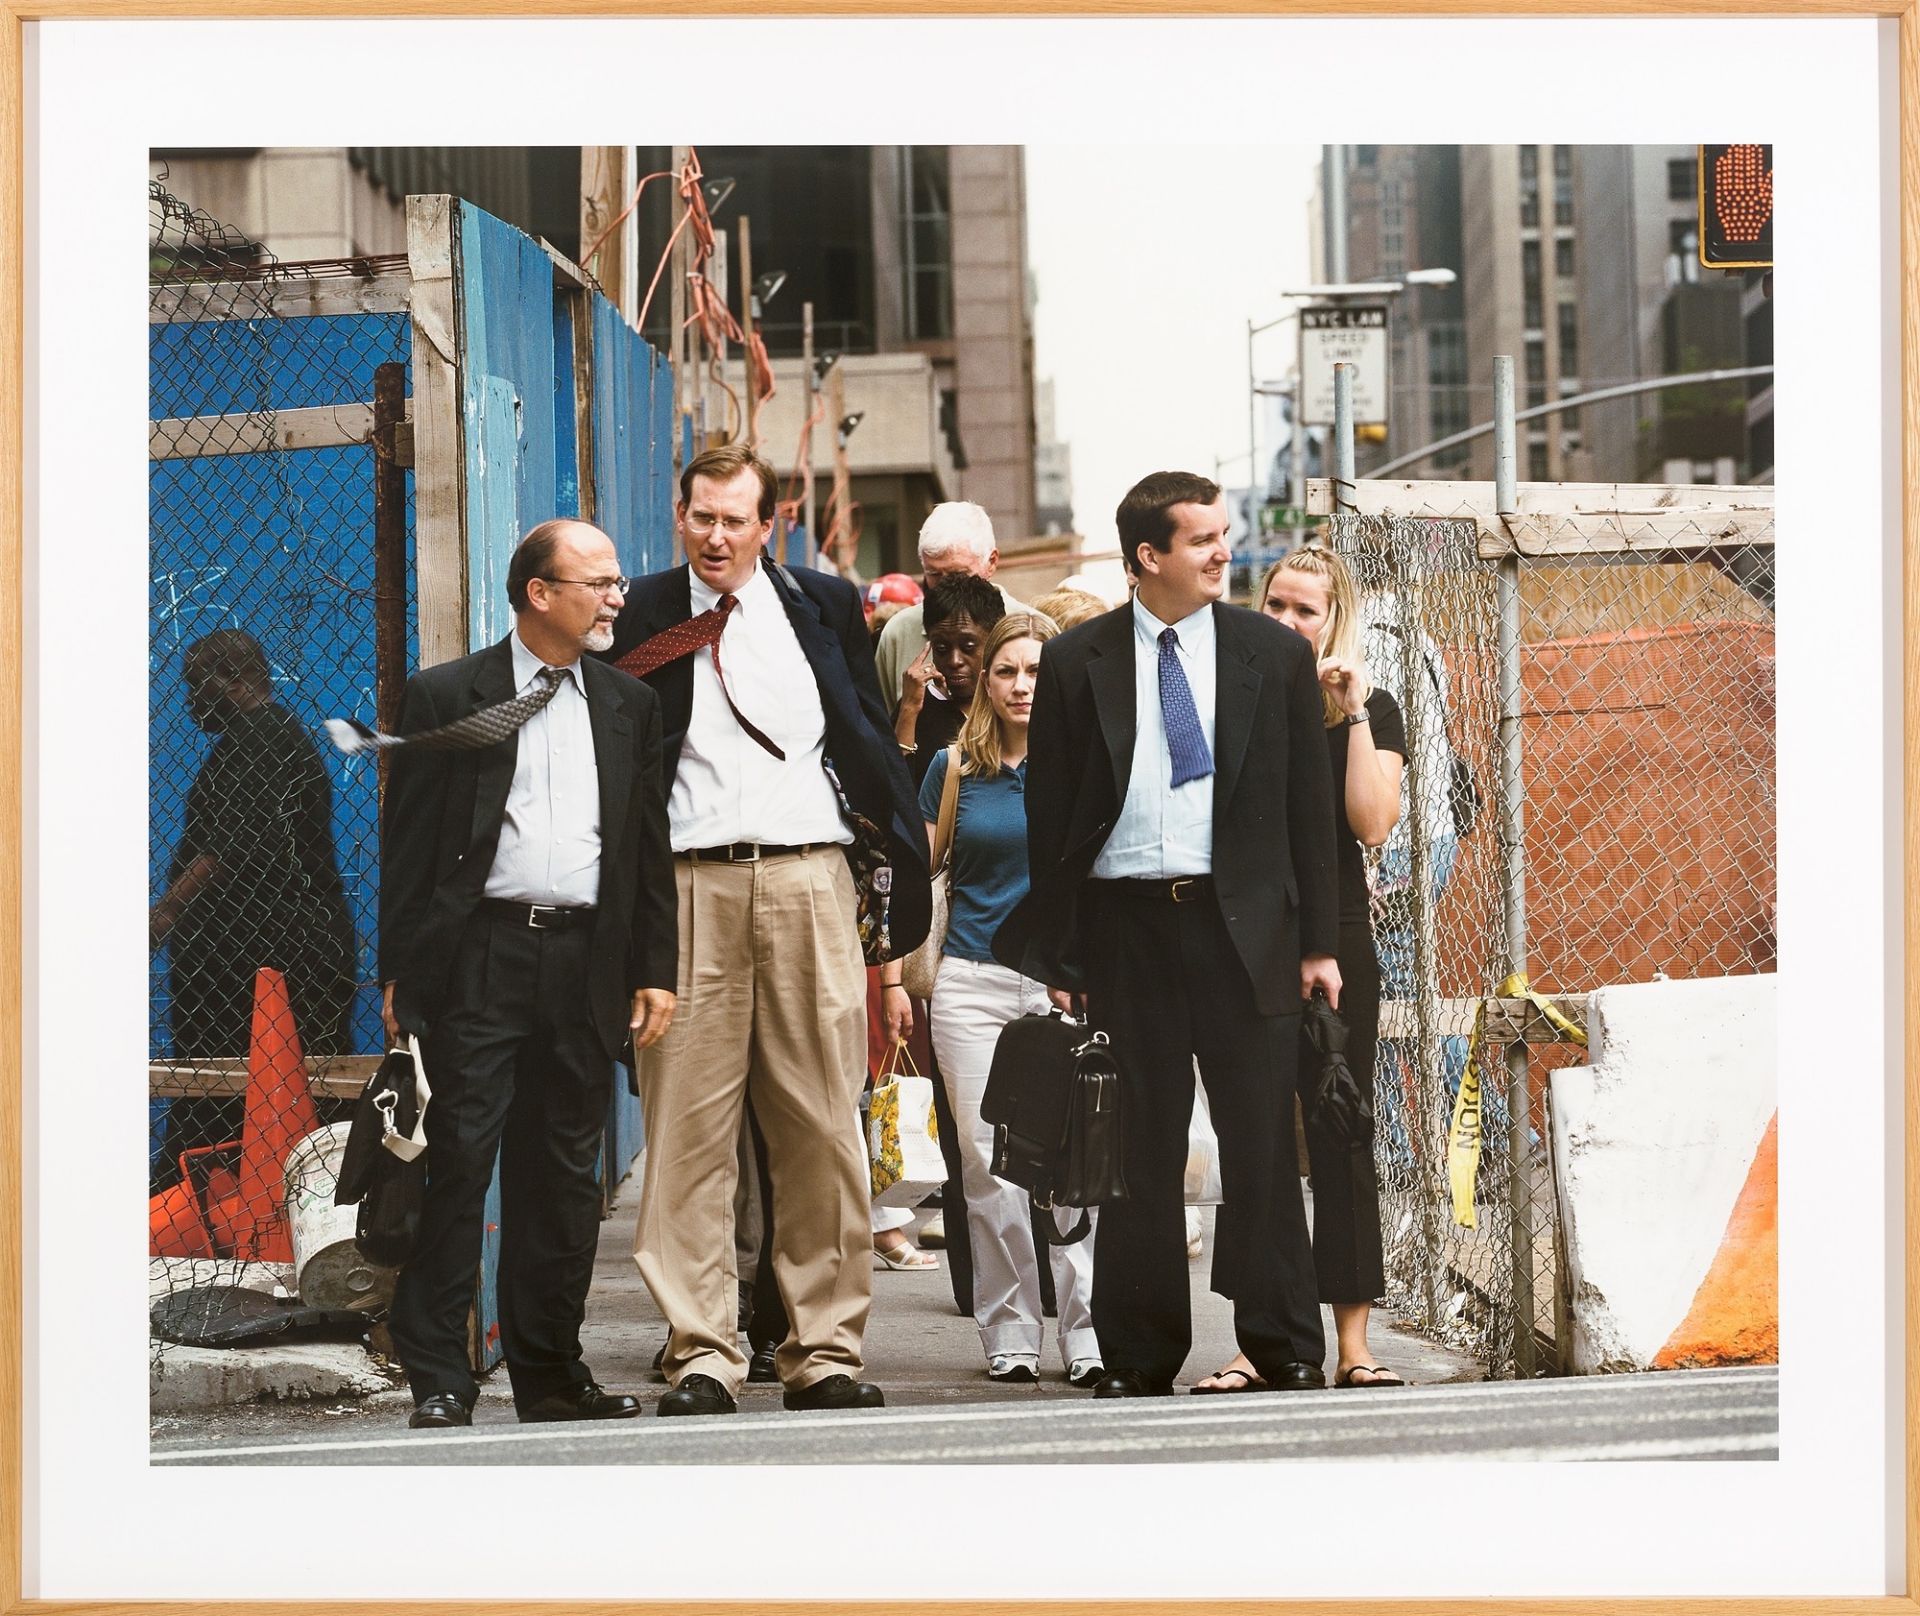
[1519,145,1539,180]
[1557,302,1580,377]
[1529,442,1550,481]
[1555,237,1575,279]
[1522,240,1542,330]
[1668,156,1695,202]
[1526,338,1547,409]
[1667,217,1701,287]
[1552,145,1573,178]
[901,146,953,341]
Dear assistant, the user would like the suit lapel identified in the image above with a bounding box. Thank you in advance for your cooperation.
[1086,607,1137,809]
[765,558,863,738]
[1211,604,1261,823]
[468,640,519,849]
[583,659,634,873]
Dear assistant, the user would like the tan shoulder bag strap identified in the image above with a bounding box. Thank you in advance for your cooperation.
[930,745,963,876]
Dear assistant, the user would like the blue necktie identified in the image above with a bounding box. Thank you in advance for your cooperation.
[1158,626,1213,788]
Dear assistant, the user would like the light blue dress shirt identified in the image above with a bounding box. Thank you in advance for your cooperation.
[483,631,602,906]
[1090,597,1216,879]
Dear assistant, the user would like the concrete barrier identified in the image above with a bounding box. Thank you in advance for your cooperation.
[1549,974,1776,1373]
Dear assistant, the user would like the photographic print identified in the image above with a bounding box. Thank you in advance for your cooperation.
[11,10,1908,1608]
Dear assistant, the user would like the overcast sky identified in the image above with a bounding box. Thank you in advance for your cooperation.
[1024,144,1321,562]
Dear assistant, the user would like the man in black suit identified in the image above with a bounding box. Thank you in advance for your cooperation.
[380,518,677,1430]
[602,443,929,1417]
[995,470,1341,1396]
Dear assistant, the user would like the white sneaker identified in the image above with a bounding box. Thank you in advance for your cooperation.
[1067,1357,1104,1388]
[986,1353,1039,1384]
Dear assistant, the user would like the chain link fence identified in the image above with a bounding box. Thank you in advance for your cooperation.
[1323,508,1775,1376]
[148,175,414,1355]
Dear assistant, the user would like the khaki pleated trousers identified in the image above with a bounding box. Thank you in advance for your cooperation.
[633,846,872,1397]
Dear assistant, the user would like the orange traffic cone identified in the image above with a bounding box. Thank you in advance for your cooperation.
[200,966,319,1261]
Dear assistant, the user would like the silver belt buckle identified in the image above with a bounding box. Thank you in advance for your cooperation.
[527,904,561,929]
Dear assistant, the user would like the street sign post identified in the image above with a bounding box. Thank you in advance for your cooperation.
[1299,303,1389,428]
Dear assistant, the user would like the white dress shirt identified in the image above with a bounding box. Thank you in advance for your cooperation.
[668,563,849,851]
[484,630,602,906]
[1090,597,1216,879]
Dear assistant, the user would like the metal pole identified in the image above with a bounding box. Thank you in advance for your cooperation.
[802,302,818,567]
[1386,520,1447,1330]
[1367,365,1774,481]
[1333,361,1356,512]
[1491,354,1536,1377]
[1289,372,1306,519]
[1326,146,1349,283]
[1247,318,1258,497]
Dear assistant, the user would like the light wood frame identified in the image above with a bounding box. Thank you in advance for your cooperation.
[2,8,1912,1614]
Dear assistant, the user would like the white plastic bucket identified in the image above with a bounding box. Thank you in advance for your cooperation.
[283,1122,398,1312]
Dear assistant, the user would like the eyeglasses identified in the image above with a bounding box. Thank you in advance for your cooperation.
[541,576,629,596]
[681,511,765,537]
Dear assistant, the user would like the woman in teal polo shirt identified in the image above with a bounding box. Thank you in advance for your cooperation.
[881,610,1101,1389]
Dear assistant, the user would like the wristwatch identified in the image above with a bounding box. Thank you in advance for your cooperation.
[1345,709,1371,726]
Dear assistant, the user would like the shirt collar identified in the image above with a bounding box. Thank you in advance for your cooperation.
[1131,595,1214,656]
[688,557,775,615]
[509,629,582,694]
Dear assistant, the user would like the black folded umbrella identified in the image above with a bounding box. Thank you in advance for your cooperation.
[1301,987,1373,1145]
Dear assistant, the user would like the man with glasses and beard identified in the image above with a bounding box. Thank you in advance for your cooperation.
[379,518,677,1430]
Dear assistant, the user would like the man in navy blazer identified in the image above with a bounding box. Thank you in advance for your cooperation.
[995,470,1341,1397]
[601,444,930,1417]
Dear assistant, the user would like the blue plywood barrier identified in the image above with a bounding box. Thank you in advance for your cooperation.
[451,203,678,1360]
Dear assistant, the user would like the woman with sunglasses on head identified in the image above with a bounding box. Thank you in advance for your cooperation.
[1192,544,1409,1393]
[880,610,1103,1389]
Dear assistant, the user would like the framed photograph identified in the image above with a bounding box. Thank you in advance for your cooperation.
[4,5,1912,1611]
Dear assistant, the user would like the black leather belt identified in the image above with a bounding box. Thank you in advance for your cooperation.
[678,841,835,863]
[479,899,597,931]
[1092,875,1216,904]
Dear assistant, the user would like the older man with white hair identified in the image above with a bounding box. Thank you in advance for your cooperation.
[874,501,1022,715]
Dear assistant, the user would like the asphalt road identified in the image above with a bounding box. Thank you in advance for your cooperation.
[153,1364,1777,1466]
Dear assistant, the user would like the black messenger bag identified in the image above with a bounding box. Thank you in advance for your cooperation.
[980,1011,1128,1246]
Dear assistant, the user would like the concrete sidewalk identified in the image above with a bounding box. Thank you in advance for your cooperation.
[150,1170,1481,1440]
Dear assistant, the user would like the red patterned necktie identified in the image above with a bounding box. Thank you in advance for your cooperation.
[615,592,785,760]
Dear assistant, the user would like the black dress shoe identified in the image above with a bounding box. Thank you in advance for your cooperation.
[657,1373,738,1417]
[1091,1368,1171,1398]
[1264,1360,1328,1391]
[408,1392,471,1429]
[782,1373,886,1411]
[519,1380,643,1423]
[746,1342,780,1384]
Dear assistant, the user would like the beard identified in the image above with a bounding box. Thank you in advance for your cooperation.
[584,622,615,654]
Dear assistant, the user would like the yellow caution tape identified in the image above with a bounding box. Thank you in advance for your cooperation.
[1446,973,1587,1228]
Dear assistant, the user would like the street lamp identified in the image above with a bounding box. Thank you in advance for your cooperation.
[751,270,786,318]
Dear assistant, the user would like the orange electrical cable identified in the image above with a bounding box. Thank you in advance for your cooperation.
[581,165,675,284]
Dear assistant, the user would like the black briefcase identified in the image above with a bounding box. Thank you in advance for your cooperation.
[981,1011,1128,1245]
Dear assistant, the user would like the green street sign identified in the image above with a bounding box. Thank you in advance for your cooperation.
[1260,505,1309,532]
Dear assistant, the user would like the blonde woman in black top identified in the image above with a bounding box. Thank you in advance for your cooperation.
[1193,545,1409,1392]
